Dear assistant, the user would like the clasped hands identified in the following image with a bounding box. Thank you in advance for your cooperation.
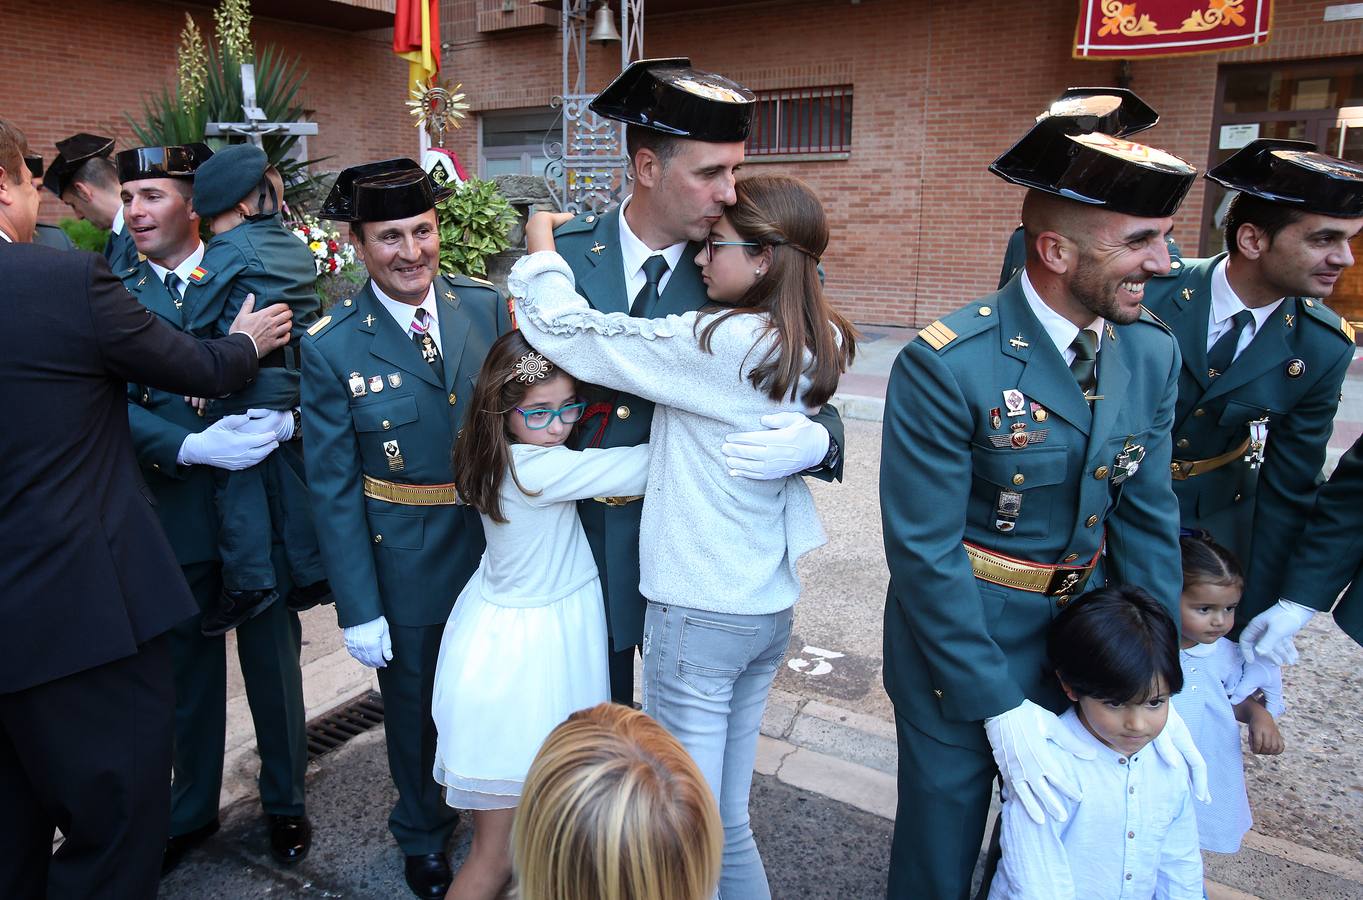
[985,700,1209,825]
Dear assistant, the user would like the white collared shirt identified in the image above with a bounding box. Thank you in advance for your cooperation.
[618,195,688,302]
[1207,257,1283,361]
[988,708,1203,900]
[0,229,11,243]
[1019,270,1104,364]
[147,242,206,300]
[111,205,125,236]
[373,281,441,354]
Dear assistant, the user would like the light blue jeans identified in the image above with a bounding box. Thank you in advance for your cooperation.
[641,601,795,900]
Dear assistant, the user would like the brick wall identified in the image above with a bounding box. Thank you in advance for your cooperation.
[11,0,414,228]
[440,0,1363,325]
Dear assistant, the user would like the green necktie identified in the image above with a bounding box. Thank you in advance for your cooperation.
[1206,309,1254,378]
[1069,328,1098,397]
[631,255,670,317]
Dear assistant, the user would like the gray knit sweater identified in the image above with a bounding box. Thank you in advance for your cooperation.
[508,251,826,615]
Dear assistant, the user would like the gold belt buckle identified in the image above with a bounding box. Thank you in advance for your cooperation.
[1044,566,1093,597]
[593,495,643,507]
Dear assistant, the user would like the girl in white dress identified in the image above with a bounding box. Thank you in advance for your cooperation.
[1173,532,1284,861]
[431,330,649,900]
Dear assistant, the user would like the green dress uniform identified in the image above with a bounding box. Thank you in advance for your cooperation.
[105,225,138,273]
[301,274,509,855]
[552,207,846,701]
[182,215,327,599]
[33,223,74,250]
[1142,252,1354,623]
[880,282,1183,898]
[121,257,309,836]
[1278,433,1363,644]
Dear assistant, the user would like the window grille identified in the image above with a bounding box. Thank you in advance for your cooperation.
[746,86,853,156]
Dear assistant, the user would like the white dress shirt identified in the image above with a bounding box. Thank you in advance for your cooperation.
[989,708,1203,900]
[1207,258,1282,361]
[617,196,688,303]
[1019,270,1104,365]
[373,282,441,354]
[147,242,206,301]
[0,229,11,243]
[111,205,125,236]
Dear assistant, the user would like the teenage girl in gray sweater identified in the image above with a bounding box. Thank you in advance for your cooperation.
[509,174,855,899]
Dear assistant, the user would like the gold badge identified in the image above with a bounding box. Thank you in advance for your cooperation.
[384,439,405,471]
[307,315,332,336]
[1286,358,1306,378]
[363,314,376,327]
[590,242,606,255]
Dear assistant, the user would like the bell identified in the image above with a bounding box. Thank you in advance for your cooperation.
[588,1,621,44]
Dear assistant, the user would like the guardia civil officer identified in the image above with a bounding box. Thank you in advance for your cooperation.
[303,159,510,898]
[0,118,289,900]
[116,144,313,873]
[551,58,845,703]
[1255,432,1363,659]
[880,91,1206,899]
[44,131,138,270]
[1141,139,1363,656]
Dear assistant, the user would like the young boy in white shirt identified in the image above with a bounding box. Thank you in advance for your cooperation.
[989,585,1204,900]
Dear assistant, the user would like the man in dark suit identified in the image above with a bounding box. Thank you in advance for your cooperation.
[0,118,293,900]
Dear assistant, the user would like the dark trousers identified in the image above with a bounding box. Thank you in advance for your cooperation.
[608,644,637,706]
[887,713,997,900]
[376,622,458,855]
[0,635,173,900]
[168,560,307,835]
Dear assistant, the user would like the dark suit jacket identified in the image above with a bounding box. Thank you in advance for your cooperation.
[0,243,259,691]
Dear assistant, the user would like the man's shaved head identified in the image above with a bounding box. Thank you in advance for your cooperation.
[1021,190,1094,263]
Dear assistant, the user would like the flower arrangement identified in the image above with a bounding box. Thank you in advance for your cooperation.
[289,214,355,276]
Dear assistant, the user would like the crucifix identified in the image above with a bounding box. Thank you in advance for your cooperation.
[204,64,318,147]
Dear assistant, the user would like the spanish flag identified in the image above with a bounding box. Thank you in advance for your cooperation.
[394,0,440,93]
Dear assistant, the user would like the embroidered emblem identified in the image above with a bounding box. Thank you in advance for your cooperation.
[590,242,606,255]
[187,266,207,283]
[1286,358,1305,378]
[363,314,376,327]
[988,429,1049,449]
[384,439,405,472]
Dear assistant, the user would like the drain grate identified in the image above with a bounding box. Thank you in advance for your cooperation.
[305,690,386,759]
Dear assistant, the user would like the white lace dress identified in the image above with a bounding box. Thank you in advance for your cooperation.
[431,441,649,809]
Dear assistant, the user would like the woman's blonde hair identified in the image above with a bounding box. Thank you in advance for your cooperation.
[512,703,722,900]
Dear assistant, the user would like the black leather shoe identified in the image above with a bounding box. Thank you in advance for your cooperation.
[285,579,334,613]
[201,588,278,637]
[404,852,452,899]
[162,819,220,875]
[267,813,312,864]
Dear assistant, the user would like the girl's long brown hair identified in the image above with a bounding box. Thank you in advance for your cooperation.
[698,174,857,407]
[453,331,569,523]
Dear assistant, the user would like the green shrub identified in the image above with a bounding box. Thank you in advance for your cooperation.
[431,168,517,279]
[60,219,109,253]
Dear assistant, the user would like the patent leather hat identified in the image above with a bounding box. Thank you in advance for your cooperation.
[318,158,453,223]
[116,143,214,183]
[1207,138,1363,218]
[588,57,756,142]
[42,132,115,195]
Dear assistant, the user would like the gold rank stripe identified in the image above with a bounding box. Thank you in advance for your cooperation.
[918,320,957,350]
[1343,318,1357,342]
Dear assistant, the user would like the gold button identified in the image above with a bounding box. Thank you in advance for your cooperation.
[1094,466,1109,479]
[1064,553,1079,562]
[1086,515,1099,527]
[1176,438,1189,448]
[616,405,631,420]
[1170,260,1181,269]
[978,306,992,317]
[1193,408,1205,417]
[382,419,391,430]
[585,215,596,224]
[373,534,383,543]
[1055,596,1070,609]
[1011,473,1024,486]
[152,462,161,471]
[343,298,353,307]
[1234,493,1242,502]
[1305,299,1315,308]
[448,392,457,406]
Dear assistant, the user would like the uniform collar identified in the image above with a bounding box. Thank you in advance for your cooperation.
[147,241,205,287]
[1020,268,1104,356]
[111,205,125,235]
[1211,257,1283,332]
[618,195,688,281]
[372,280,438,332]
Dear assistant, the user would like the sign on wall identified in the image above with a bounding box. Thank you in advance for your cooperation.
[1074,1,1273,58]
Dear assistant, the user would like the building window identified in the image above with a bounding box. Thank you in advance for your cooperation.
[746,86,852,157]
[479,108,560,178]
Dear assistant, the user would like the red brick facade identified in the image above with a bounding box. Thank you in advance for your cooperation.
[13,0,1363,325]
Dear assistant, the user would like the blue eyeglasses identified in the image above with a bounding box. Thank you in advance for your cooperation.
[514,401,587,430]
[704,235,760,259]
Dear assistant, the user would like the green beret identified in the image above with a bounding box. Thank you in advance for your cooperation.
[192,144,268,217]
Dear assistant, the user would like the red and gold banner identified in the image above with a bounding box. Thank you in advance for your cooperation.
[1074,1,1272,59]
[394,0,441,91]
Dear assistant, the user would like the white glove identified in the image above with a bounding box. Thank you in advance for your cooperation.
[984,699,1094,824]
[177,413,279,470]
[1151,703,1210,803]
[246,408,295,443]
[1241,600,1315,666]
[344,615,392,668]
[722,412,830,480]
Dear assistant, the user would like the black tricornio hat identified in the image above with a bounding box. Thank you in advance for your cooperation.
[1207,139,1363,218]
[318,158,454,223]
[193,144,269,217]
[1037,88,1159,138]
[116,143,214,183]
[588,57,755,143]
[42,132,115,195]
[991,88,1196,219]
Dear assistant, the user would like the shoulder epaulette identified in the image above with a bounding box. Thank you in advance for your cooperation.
[306,314,333,337]
[918,319,957,351]
[1138,304,1172,333]
[307,298,356,339]
[449,273,498,291]
[1298,297,1356,343]
[916,301,998,353]
[554,211,603,237]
